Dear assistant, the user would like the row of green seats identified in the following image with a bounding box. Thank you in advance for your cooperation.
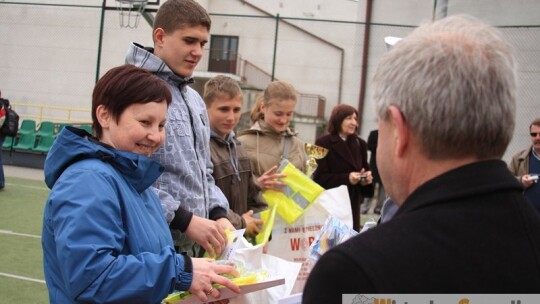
[2,134,55,153]
[2,120,93,153]
[18,120,80,137]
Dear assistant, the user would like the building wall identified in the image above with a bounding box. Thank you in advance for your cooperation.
[0,0,539,160]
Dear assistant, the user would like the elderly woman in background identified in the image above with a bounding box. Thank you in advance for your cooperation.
[313,104,373,231]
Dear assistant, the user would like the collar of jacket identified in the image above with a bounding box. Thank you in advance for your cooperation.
[395,159,522,218]
[45,126,164,193]
[517,146,534,160]
[239,119,297,138]
[176,76,195,91]
[131,43,194,90]
[328,133,359,144]
[210,130,238,145]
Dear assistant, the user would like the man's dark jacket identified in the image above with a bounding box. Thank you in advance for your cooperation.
[304,160,540,303]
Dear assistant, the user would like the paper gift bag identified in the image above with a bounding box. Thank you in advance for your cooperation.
[266,185,352,294]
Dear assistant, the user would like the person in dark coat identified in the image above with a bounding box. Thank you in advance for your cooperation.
[313,104,374,232]
[0,90,9,190]
[303,15,540,303]
[367,129,385,214]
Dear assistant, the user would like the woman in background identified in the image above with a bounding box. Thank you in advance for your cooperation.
[237,80,306,183]
[313,104,373,231]
[41,65,239,303]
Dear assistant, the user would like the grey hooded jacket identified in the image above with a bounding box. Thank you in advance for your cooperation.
[125,42,229,255]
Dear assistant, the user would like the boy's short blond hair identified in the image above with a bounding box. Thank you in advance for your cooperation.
[203,75,243,106]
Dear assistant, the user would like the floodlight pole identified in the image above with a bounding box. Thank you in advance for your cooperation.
[95,0,107,83]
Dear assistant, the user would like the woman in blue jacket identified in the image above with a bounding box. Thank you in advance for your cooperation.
[41,65,239,303]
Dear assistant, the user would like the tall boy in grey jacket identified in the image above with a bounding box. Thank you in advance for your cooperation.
[125,0,233,257]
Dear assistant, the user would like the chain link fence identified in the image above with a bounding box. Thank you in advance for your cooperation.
[0,1,539,160]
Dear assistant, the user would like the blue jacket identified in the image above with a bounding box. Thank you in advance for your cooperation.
[42,127,192,303]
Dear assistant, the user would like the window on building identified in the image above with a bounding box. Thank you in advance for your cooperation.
[209,35,239,74]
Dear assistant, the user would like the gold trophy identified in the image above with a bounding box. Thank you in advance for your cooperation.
[304,143,328,178]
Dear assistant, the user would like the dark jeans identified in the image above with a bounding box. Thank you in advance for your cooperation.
[0,135,4,188]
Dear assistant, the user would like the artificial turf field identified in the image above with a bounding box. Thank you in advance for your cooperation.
[0,176,49,303]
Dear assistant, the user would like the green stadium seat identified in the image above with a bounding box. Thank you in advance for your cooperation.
[35,121,55,137]
[32,134,56,153]
[2,136,15,149]
[12,133,37,151]
[17,119,37,136]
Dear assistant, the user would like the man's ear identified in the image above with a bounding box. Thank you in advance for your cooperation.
[96,105,111,129]
[388,105,409,157]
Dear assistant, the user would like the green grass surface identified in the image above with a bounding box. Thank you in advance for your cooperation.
[0,176,49,304]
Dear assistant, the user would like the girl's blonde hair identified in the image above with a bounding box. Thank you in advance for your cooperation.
[250,80,297,123]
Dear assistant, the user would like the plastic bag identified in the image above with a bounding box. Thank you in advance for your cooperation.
[266,185,353,293]
[230,238,301,304]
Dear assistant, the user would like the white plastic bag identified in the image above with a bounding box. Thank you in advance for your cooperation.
[229,238,302,304]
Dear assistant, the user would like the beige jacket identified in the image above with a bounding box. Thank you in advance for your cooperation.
[508,146,532,179]
[237,120,307,177]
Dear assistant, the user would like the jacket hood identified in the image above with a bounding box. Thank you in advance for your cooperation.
[44,126,163,192]
[125,42,194,89]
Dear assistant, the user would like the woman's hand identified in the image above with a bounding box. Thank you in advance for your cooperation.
[349,172,361,185]
[189,258,241,302]
[359,169,373,186]
[349,169,373,186]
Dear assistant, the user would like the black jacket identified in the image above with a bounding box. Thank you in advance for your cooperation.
[314,133,374,231]
[304,160,540,303]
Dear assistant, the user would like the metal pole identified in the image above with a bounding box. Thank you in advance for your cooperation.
[357,0,373,134]
[271,13,280,81]
[433,0,449,20]
[95,0,106,83]
[432,0,438,21]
